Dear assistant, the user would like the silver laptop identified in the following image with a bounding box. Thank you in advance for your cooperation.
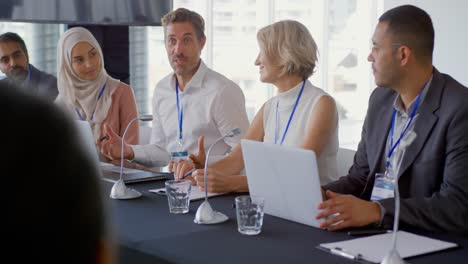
[74,120,169,184]
[241,139,324,228]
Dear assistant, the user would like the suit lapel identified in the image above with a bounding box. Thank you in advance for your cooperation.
[27,65,39,96]
[369,92,394,174]
[397,69,443,178]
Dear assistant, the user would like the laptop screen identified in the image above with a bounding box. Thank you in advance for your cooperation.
[241,139,324,228]
[74,120,103,176]
[74,120,169,184]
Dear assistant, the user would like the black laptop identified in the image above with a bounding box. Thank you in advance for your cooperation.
[100,163,171,184]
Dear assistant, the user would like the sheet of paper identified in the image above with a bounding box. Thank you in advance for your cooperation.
[318,231,458,263]
[149,186,225,201]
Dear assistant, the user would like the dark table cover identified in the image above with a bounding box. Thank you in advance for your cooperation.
[103,181,467,264]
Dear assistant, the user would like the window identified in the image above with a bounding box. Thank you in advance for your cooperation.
[0,22,62,79]
[130,0,382,149]
[0,1,383,150]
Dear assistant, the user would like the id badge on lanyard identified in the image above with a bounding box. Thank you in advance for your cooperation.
[171,79,188,162]
[370,171,395,201]
[171,138,188,162]
[171,150,189,162]
[371,79,428,201]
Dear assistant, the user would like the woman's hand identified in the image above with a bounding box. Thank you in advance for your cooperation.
[193,168,248,193]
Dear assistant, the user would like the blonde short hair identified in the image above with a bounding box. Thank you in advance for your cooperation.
[257,20,318,79]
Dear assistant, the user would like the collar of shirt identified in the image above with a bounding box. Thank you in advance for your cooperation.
[392,75,433,116]
[275,80,307,111]
[168,60,208,94]
[380,74,434,172]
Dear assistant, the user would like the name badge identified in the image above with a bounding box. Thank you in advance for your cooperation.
[370,172,395,201]
[171,151,188,162]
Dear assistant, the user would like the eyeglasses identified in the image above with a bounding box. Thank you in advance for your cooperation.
[371,43,406,54]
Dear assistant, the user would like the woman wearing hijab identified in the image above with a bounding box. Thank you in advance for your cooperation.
[55,27,139,147]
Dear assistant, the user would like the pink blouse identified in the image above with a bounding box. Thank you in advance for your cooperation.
[100,82,139,145]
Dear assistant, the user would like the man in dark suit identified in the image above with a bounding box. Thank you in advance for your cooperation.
[0,32,58,101]
[0,81,115,263]
[316,5,468,234]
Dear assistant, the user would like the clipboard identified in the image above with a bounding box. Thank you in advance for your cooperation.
[317,231,458,263]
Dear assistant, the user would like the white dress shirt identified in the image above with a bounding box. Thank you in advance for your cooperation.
[263,80,339,184]
[131,61,250,167]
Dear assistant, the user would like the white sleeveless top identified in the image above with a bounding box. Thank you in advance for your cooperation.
[263,80,339,184]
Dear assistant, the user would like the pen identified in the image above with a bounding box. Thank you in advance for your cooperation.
[98,135,109,142]
[347,229,392,236]
[155,189,166,195]
[330,247,362,260]
[182,168,196,179]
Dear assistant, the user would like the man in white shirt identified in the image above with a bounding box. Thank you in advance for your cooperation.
[99,8,249,168]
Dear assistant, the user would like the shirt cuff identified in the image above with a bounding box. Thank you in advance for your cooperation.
[373,201,386,226]
[130,144,170,167]
[130,144,144,162]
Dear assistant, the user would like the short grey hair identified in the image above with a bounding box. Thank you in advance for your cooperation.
[161,8,205,41]
[257,20,318,79]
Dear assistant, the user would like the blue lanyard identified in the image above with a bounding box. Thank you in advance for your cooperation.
[275,80,306,145]
[75,83,107,122]
[386,81,429,168]
[175,79,183,142]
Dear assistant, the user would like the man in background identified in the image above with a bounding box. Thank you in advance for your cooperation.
[0,32,58,101]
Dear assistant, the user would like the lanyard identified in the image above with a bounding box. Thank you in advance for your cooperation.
[386,80,429,168]
[75,83,107,122]
[275,80,306,145]
[175,79,183,142]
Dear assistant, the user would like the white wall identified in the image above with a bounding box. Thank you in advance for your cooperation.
[384,0,468,86]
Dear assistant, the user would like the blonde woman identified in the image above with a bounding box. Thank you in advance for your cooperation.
[174,20,339,193]
[55,27,139,148]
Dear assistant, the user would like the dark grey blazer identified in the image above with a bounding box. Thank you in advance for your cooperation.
[324,68,468,234]
[0,64,58,102]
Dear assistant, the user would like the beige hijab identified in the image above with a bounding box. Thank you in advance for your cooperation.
[56,27,120,139]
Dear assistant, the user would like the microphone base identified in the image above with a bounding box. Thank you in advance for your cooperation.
[194,200,229,224]
[110,179,143,200]
[381,249,406,264]
[194,211,229,224]
[110,188,142,199]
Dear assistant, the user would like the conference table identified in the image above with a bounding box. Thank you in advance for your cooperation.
[103,180,467,264]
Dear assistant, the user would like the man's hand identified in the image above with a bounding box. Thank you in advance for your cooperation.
[170,159,195,180]
[98,124,133,161]
[169,136,206,180]
[315,190,381,231]
[189,135,206,168]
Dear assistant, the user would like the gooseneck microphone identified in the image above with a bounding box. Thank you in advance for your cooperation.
[194,128,241,224]
[110,115,153,200]
[381,131,417,264]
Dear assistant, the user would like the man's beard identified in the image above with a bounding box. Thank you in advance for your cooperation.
[9,66,28,82]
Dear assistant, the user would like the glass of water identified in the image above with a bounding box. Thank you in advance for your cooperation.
[235,195,265,235]
[165,180,191,214]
